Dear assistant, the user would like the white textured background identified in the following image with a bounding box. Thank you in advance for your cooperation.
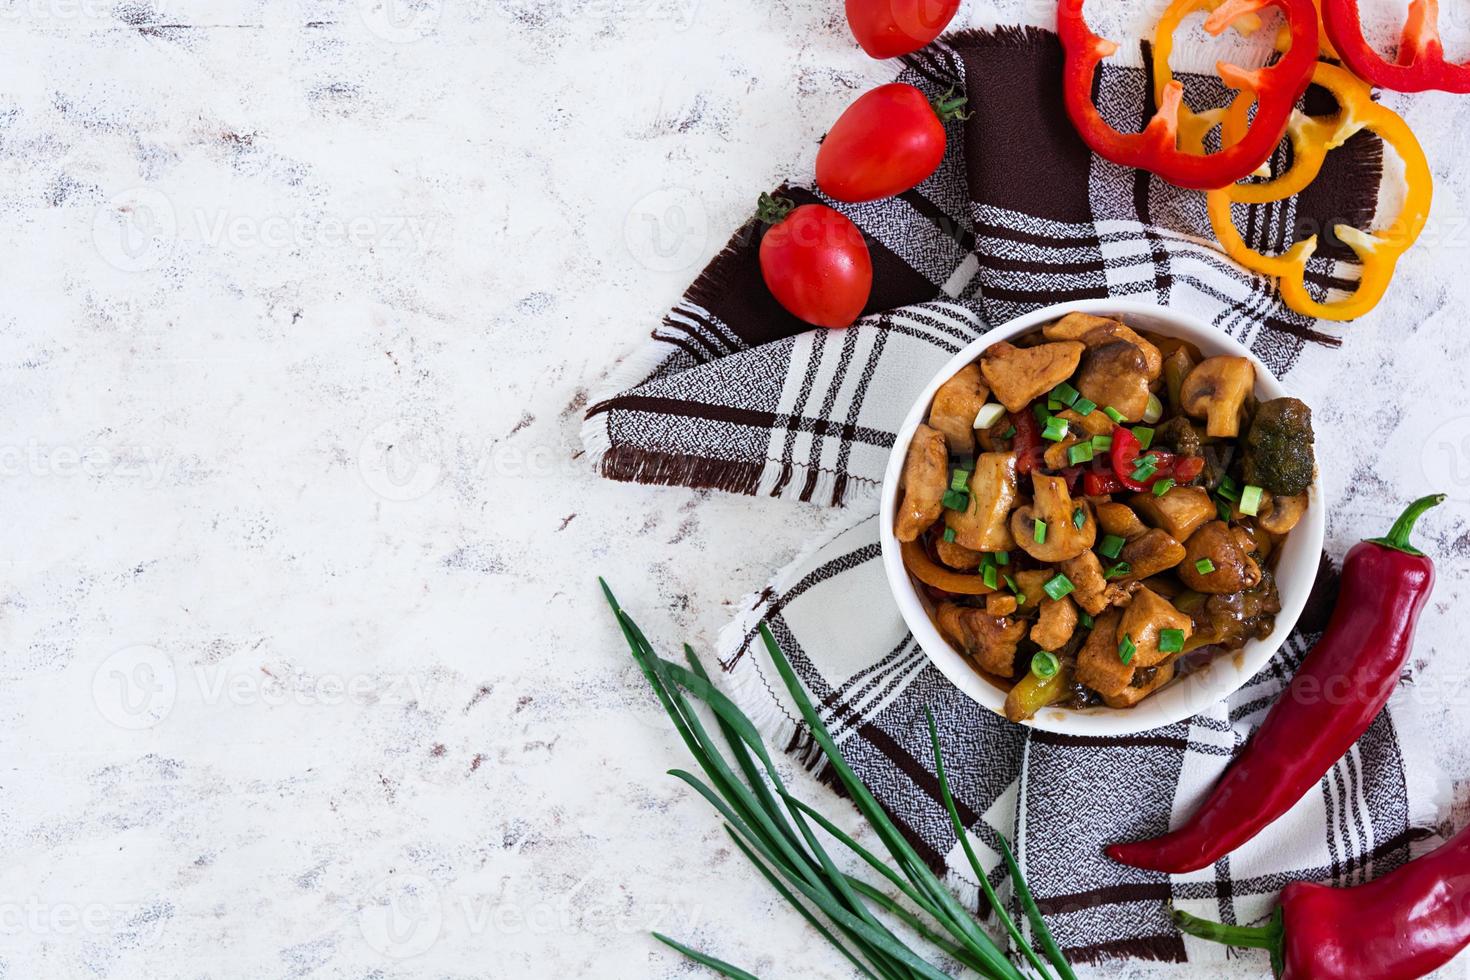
[4,0,1470,977]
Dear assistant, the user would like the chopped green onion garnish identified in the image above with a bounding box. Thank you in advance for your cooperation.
[1218,474,1241,497]
[1043,573,1075,601]
[950,468,971,492]
[1130,463,1157,483]
[983,564,999,590]
[1033,403,1051,425]
[1073,398,1097,417]
[1159,628,1186,654]
[1133,426,1155,451]
[1041,417,1069,442]
[1240,484,1264,516]
[1072,506,1086,530]
[1013,593,1026,606]
[1001,425,1017,439]
[1152,478,1176,497]
[1030,650,1060,680]
[1143,393,1163,424]
[942,527,956,543]
[1118,633,1137,665]
[1051,382,1080,407]
[1217,498,1233,521]
[1092,434,1113,451]
[1004,574,1019,594]
[994,550,1010,566]
[1033,520,1047,544]
[973,403,1007,430]
[1104,561,1131,581]
[1103,406,1126,424]
[1047,395,1064,412]
[1195,557,1216,575]
[942,489,969,510]
[1079,612,1094,629]
[1098,534,1126,560]
[1068,442,1094,465]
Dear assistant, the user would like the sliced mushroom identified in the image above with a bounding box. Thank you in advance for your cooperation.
[946,452,1018,552]
[1032,594,1079,650]
[895,423,948,542]
[1011,472,1097,562]
[1095,501,1150,541]
[1180,356,1255,438]
[1060,551,1133,615]
[1043,313,1163,379]
[935,538,983,570]
[1102,661,1176,709]
[1075,341,1151,421]
[1077,608,1133,698]
[1258,491,1309,535]
[928,364,990,458]
[936,604,1027,677]
[1117,587,1193,668]
[1163,346,1197,415]
[1056,406,1114,438]
[1130,486,1215,542]
[1119,528,1186,580]
[1043,434,1082,470]
[979,340,1085,412]
[1179,520,1261,593]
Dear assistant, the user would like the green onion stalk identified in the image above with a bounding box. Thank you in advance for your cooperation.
[601,580,1076,980]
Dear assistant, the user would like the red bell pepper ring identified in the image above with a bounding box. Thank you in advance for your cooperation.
[1322,0,1470,94]
[1175,816,1470,978]
[1108,495,1444,874]
[1107,425,1201,491]
[1056,0,1320,189]
[1082,470,1124,496]
[1009,409,1044,475]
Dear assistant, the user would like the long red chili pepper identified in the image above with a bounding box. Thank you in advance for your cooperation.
[1322,0,1470,94]
[1056,0,1319,189]
[1107,494,1444,873]
[1173,819,1470,978]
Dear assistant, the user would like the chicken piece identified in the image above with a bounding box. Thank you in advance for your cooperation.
[1013,569,1053,611]
[896,424,948,542]
[1077,609,1133,698]
[1102,661,1177,709]
[1060,551,1132,615]
[1043,434,1082,470]
[1076,341,1151,421]
[979,340,1085,412]
[945,452,1018,552]
[1180,356,1255,438]
[1131,486,1215,542]
[986,593,1018,617]
[1055,406,1115,438]
[1095,501,1150,541]
[1119,528,1186,581]
[1011,472,1096,562]
[928,364,990,458]
[1117,587,1193,668]
[936,604,1027,677]
[1042,312,1163,379]
[1032,594,1079,650]
[935,538,983,570]
[1179,521,1262,594]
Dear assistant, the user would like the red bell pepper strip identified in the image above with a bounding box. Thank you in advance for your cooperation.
[1322,0,1470,94]
[1010,408,1043,475]
[1056,0,1320,189]
[1107,495,1444,873]
[1082,470,1124,496]
[1108,426,1202,491]
[1174,818,1470,978]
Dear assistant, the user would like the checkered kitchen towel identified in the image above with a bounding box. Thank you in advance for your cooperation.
[585,27,1442,967]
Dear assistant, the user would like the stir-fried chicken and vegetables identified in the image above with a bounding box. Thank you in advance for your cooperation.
[895,312,1316,721]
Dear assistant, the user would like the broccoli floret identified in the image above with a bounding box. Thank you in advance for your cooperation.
[1243,398,1315,496]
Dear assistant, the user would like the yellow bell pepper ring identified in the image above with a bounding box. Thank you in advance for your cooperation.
[1204,63,1433,321]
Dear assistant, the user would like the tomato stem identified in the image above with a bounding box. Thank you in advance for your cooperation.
[930,86,972,124]
[755,191,795,226]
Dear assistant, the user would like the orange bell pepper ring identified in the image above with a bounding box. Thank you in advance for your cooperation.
[900,540,994,596]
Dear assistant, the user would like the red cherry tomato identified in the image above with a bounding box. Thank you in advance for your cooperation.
[757,197,872,329]
[845,0,961,59]
[816,83,956,203]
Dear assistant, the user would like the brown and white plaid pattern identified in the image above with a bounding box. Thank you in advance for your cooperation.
[586,27,1436,967]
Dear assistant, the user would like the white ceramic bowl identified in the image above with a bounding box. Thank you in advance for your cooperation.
[879,298,1325,736]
